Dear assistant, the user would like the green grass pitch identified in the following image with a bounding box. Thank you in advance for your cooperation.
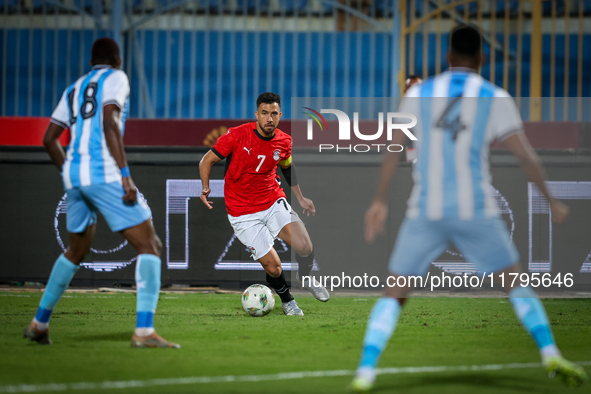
[1,292,589,393]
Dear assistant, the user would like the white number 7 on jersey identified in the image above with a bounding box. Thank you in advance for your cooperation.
[256,155,266,172]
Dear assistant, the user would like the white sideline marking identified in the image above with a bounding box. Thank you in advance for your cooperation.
[1,361,590,393]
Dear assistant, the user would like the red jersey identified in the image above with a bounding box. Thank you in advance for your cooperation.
[212,122,292,217]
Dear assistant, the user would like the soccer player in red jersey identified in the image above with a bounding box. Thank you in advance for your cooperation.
[199,92,330,316]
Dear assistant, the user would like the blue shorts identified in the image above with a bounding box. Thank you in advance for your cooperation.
[388,217,519,276]
[66,182,151,233]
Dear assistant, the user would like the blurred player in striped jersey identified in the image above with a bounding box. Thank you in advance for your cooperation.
[23,38,179,349]
[351,26,587,391]
[199,92,330,316]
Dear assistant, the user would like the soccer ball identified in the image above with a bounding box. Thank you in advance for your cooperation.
[241,284,275,317]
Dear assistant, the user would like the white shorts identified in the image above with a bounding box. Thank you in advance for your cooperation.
[228,197,301,260]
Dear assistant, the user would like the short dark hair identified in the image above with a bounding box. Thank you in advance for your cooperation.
[450,25,481,58]
[257,92,281,109]
[406,74,421,80]
[91,37,120,67]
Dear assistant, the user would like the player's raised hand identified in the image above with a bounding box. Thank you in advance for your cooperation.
[550,199,569,225]
[201,187,214,209]
[298,197,316,216]
[365,201,388,244]
[122,177,137,203]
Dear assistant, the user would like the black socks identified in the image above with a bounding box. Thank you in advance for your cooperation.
[296,249,315,278]
[266,271,294,303]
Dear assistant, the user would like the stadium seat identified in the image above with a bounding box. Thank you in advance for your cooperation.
[72,0,96,13]
[28,0,98,14]
[235,0,267,11]
[0,0,19,13]
[156,0,191,10]
[131,0,149,12]
[412,1,590,18]
[307,0,332,15]
[450,2,479,17]
[494,1,519,16]
[140,0,191,13]
[542,1,565,16]
[373,0,394,17]
[30,0,57,12]
[579,0,591,15]
[274,0,307,15]
[431,1,521,18]
[199,0,229,14]
[541,1,591,16]
[234,0,268,14]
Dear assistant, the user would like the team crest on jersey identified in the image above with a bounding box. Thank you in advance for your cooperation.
[273,149,281,161]
[248,246,256,257]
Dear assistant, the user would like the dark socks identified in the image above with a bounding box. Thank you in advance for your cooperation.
[266,271,294,303]
[296,249,315,278]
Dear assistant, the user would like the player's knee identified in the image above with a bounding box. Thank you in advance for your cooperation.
[152,235,163,256]
[64,248,85,265]
[135,234,162,256]
[265,263,282,278]
[299,240,313,257]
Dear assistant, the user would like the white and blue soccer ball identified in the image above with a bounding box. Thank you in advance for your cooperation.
[242,284,275,317]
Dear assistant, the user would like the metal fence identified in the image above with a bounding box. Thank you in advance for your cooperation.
[125,0,396,119]
[1,0,591,120]
[1,0,396,119]
[400,0,591,121]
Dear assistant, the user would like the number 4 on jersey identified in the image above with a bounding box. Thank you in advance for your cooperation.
[436,96,466,140]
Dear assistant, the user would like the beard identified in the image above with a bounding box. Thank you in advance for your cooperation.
[259,121,276,135]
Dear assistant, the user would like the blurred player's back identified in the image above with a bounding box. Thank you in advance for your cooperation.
[352,25,587,392]
[402,70,522,221]
[53,66,130,190]
[24,38,179,349]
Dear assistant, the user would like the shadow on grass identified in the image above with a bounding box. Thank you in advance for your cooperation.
[373,373,543,393]
[73,331,131,342]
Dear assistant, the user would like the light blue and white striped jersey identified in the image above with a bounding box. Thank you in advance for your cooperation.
[50,65,130,190]
[401,68,523,220]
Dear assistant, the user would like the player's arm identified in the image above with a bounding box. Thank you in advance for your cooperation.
[199,150,223,209]
[43,122,67,170]
[103,104,135,203]
[44,88,70,170]
[502,133,568,224]
[279,161,315,216]
[365,129,408,244]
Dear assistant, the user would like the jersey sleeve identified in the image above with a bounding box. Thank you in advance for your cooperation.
[278,136,292,167]
[397,84,421,115]
[102,70,130,109]
[491,90,524,141]
[212,128,237,158]
[393,84,421,131]
[50,88,70,129]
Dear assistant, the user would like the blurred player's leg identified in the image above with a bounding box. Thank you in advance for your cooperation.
[24,224,95,344]
[499,264,588,387]
[259,248,303,316]
[453,219,587,387]
[352,219,448,392]
[352,281,411,392]
[278,221,329,302]
[122,219,180,348]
